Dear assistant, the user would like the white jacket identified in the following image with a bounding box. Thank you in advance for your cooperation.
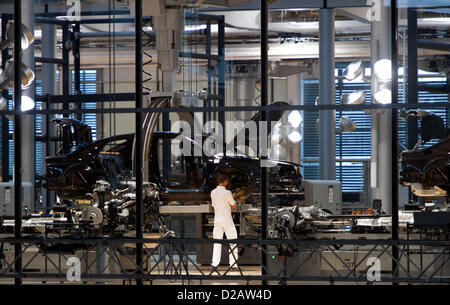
[211,185,236,224]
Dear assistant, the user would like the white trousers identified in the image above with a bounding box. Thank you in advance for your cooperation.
[211,220,238,267]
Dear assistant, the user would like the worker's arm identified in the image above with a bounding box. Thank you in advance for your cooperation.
[228,191,237,208]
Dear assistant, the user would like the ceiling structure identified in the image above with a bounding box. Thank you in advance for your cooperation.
[0,0,448,67]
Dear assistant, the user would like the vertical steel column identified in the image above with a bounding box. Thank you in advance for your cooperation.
[205,21,212,124]
[371,2,392,214]
[319,6,336,180]
[13,0,22,285]
[134,0,144,286]
[217,17,225,141]
[21,0,35,209]
[162,113,170,181]
[42,6,57,207]
[73,23,82,121]
[286,72,301,164]
[407,8,418,149]
[1,14,11,182]
[61,23,72,206]
[391,0,399,284]
[62,23,70,121]
[161,73,173,183]
[260,0,268,284]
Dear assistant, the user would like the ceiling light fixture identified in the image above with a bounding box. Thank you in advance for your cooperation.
[0,59,35,90]
[20,96,35,112]
[373,88,392,104]
[343,60,364,81]
[340,90,366,105]
[287,131,303,143]
[0,20,34,51]
[0,96,7,111]
[288,110,303,128]
[373,59,392,82]
[338,116,357,133]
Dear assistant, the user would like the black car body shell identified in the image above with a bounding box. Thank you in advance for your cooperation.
[45,131,304,203]
[400,136,450,196]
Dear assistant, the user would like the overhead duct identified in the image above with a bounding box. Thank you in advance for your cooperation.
[128,0,252,16]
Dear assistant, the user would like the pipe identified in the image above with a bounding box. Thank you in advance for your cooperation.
[319,8,336,180]
[234,77,256,121]
[21,0,35,211]
[41,11,57,208]
[370,2,392,215]
[286,71,301,164]
[417,40,450,52]
[407,9,418,149]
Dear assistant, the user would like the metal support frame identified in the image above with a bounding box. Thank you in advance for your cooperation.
[260,0,269,285]
[62,23,70,124]
[319,5,336,180]
[134,0,144,286]
[407,8,418,149]
[0,237,448,284]
[180,13,225,134]
[13,0,23,286]
[1,14,11,182]
[1,0,447,287]
[72,23,82,121]
[204,21,212,124]
[3,101,450,116]
[217,17,225,134]
[391,0,399,283]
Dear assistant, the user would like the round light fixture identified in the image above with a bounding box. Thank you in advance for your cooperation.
[0,59,35,90]
[341,90,366,105]
[288,110,303,128]
[373,88,392,104]
[339,116,357,132]
[373,59,392,82]
[287,131,303,143]
[0,20,34,51]
[20,95,35,111]
[343,60,364,81]
[0,96,8,111]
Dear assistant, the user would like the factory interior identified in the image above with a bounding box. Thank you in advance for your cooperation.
[0,0,449,286]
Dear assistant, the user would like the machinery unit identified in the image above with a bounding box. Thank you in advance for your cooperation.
[300,180,342,214]
[0,182,34,217]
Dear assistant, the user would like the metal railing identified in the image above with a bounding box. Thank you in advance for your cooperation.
[0,237,448,284]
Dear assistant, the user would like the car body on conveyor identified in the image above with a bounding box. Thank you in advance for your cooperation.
[45,100,304,206]
[399,110,450,197]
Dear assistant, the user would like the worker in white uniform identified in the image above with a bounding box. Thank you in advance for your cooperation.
[210,173,239,272]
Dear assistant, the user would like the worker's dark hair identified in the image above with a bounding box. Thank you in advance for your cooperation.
[216,173,229,184]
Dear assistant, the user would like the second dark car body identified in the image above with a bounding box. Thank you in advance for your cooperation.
[400,136,450,197]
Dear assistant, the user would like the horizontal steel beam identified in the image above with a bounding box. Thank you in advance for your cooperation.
[417,84,450,93]
[1,101,450,116]
[0,237,449,246]
[35,57,67,65]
